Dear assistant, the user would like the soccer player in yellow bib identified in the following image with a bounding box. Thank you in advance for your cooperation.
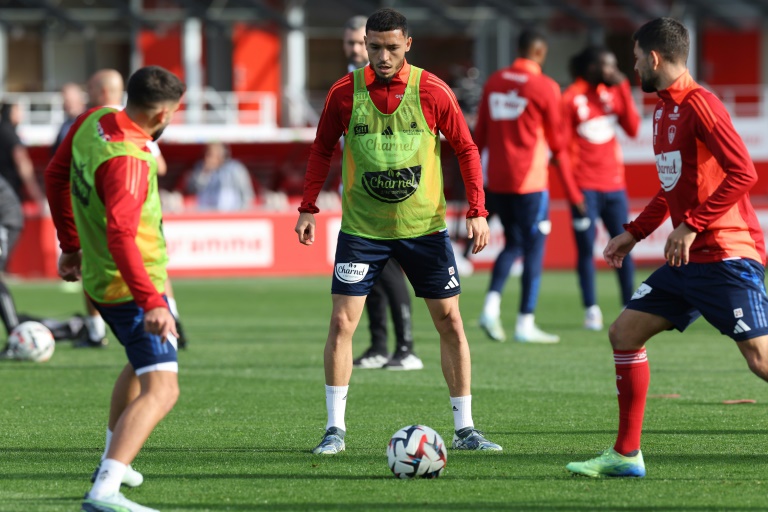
[47,66,185,512]
[295,8,502,455]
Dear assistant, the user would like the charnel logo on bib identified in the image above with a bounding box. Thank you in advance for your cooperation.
[362,166,421,203]
[335,262,370,283]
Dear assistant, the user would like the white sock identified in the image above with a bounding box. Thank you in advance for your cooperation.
[85,315,106,341]
[167,297,179,318]
[482,291,502,318]
[89,458,126,499]
[325,385,348,431]
[101,428,113,461]
[516,313,534,332]
[450,395,474,431]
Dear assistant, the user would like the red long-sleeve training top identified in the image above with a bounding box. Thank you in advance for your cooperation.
[473,57,583,205]
[625,71,765,264]
[561,78,640,192]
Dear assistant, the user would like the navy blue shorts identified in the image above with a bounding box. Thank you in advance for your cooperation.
[94,297,179,375]
[332,230,460,299]
[626,259,768,341]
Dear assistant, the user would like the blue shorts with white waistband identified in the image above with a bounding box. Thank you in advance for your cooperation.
[93,296,178,375]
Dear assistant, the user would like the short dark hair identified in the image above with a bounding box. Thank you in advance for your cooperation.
[126,66,186,110]
[518,28,547,55]
[366,8,408,37]
[632,17,689,65]
[345,15,367,33]
[570,45,609,79]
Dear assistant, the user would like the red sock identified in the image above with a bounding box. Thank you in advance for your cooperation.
[613,348,650,456]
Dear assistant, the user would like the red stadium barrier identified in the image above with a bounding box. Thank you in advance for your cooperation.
[11,204,768,279]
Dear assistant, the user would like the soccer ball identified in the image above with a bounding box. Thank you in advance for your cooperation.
[387,425,447,479]
[8,321,55,362]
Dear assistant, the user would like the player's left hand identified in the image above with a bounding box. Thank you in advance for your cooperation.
[466,216,490,254]
[573,200,587,217]
[144,307,178,342]
[665,222,697,267]
[58,251,82,281]
[605,69,627,87]
[295,212,316,246]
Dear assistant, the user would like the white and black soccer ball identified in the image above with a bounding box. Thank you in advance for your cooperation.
[387,425,447,479]
[8,321,55,362]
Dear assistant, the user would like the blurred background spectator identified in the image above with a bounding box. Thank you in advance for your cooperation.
[0,103,45,211]
[51,83,86,154]
[184,142,255,211]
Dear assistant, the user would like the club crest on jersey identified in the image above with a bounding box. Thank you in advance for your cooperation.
[668,125,677,144]
[334,262,370,284]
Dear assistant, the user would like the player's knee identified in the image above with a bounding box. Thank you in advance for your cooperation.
[607,321,623,349]
[432,310,462,337]
[148,380,179,414]
[607,321,641,351]
[328,312,357,338]
[745,356,768,381]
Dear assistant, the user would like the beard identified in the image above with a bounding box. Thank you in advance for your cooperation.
[640,72,658,93]
[373,70,394,85]
[151,125,167,141]
[375,75,394,85]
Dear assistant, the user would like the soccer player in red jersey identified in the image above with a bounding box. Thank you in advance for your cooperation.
[567,18,768,478]
[475,29,585,344]
[296,8,502,455]
[46,66,185,511]
[562,46,641,331]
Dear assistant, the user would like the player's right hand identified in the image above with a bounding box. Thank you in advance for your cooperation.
[573,201,587,217]
[295,212,316,245]
[466,216,490,254]
[58,251,82,282]
[603,231,637,269]
[144,307,178,342]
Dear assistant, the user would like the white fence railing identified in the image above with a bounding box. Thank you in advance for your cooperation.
[632,84,768,118]
[5,84,768,146]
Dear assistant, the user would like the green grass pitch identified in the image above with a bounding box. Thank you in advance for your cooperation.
[2,270,768,511]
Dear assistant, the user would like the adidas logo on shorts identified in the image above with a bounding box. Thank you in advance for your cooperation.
[444,276,459,290]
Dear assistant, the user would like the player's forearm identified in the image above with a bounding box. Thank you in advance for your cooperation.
[624,191,669,240]
[44,160,80,251]
[551,150,584,205]
[108,233,167,311]
[300,147,333,213]
[455,150,488,218]
[16,153,44,202]
[616,80,641,137]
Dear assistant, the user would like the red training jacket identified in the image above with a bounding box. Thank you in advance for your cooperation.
[561,78,640,192]
[474,58,583,205]
[625,71,765,264]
